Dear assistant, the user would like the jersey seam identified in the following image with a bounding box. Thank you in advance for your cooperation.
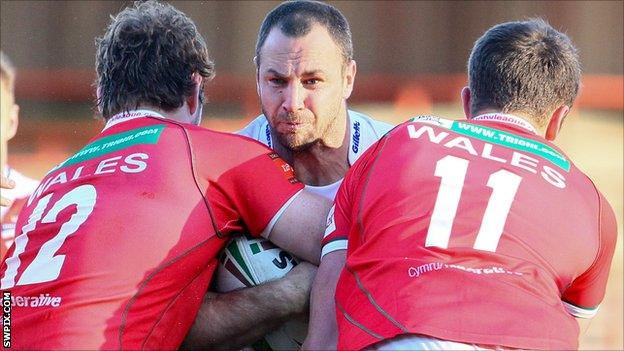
[346,265,409,333]
[140,260,211,349]
[587,179,605,274]
[561,176,602,296]
[175,121,223,238]
[357,132,392,243]
[561,178,605,305]
[336,300,384,340]
[118,235,215,349]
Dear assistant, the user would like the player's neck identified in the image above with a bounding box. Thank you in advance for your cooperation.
[290,142,350,186]
[275,116,350,187]
[135,104,194,125]
[471,109,545,136]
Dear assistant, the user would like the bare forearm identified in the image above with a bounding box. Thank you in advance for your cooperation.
[181,287,290,350]
[302,251,345,350]
[181,262,317,350]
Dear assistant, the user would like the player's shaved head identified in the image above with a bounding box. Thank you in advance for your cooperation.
[95,0,214,120]
[255,0,353,66]
[468,18,581,127]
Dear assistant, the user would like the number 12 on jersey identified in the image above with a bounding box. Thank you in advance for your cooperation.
[425,155,522,252]
[1,185,97,289]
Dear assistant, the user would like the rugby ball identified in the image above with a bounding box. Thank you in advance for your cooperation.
[214,234,308,350]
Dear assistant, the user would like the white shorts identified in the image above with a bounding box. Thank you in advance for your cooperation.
[366,334,506,351]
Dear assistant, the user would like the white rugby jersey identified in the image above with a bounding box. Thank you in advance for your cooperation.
[238,110,393,199]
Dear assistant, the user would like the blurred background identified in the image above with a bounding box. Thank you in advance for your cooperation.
[1,1,622,349]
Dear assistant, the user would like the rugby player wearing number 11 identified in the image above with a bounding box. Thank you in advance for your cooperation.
[304,19,618,350]
[0,2,331,349]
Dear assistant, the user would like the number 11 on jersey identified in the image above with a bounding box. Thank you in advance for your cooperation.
[425,155,522,252]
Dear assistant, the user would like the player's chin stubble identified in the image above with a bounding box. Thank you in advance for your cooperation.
[264,108,317,152]
[277,129,321,153]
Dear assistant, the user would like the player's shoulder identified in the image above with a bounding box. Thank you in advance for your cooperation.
[237,115,269,136]
[406,115,455,127]
[362,115,453,145]
[184,122,272,153]
[236,114,271,145]
[177,122,280,181]
[347,110,394,163]
[349,110,393,137]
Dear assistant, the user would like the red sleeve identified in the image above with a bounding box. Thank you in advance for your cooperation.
[320,191,350,258]
[561,192,618,316]
[193,130,304,237]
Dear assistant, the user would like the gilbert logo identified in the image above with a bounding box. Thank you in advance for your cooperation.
[351,121,361,153]
[265,124,272,148]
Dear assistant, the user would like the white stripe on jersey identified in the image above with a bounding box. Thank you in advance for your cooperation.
[321,205,347,258]
[321,240,347,258]
[260,189,304,239]
[563,301,599,319]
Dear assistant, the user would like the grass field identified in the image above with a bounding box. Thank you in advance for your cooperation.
[8,103,624,350]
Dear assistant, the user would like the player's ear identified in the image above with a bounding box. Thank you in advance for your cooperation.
[545,105,570,141]
[6,103,19,141]
[461,86,472,119]
[96,86,103,114]
[188,73,203,116]
[342,59,356,99]
[254,56,261,97]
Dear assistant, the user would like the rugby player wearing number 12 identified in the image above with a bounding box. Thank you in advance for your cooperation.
[0,2,331,349]
[305,19,617,350]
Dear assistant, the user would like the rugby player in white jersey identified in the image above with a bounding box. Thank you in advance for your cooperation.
[0,51,39,259]
[182,1,392,349]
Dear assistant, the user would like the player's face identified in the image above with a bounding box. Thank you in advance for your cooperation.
[0,78,18,170]
[257,24,355,151]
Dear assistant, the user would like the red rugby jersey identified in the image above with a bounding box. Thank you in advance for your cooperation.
[323,114,617,350]
[0,111,303,350]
